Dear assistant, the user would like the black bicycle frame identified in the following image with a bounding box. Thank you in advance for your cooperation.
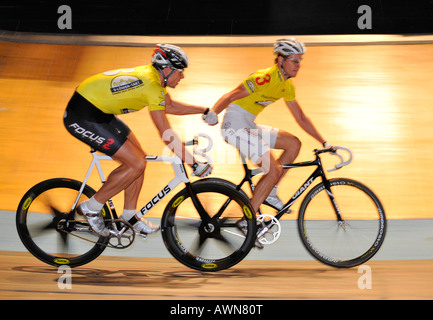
[237,150,343,221]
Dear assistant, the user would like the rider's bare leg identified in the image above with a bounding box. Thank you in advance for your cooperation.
[273,129,301,184]
[121,132,146,211]
[250,151,283,213]
[93,135,147,206]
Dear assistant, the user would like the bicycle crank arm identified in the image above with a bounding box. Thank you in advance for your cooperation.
[57,219,136,249]
[256,214,282,245]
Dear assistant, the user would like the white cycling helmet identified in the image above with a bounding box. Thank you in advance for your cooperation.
[273,38,306,56]
[152,44,189,70]
[152,44,189,87]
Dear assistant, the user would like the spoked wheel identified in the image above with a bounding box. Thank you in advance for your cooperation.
[298,178,386,268]
[161,178,256,272]
[16,178,109,267]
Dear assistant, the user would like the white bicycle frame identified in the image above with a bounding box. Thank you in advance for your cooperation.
[72,152,190,222]
[71,132,213,222]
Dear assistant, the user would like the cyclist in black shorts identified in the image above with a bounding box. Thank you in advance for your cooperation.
[64,44,212,237]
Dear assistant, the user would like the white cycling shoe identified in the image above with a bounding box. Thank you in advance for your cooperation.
[77,202,110,237]
[121,216,160,237]
[264,189,292,214]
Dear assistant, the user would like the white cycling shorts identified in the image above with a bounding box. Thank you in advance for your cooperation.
[221,104,279,164]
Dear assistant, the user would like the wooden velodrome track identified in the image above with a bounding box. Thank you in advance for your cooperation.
[0,34,432,300]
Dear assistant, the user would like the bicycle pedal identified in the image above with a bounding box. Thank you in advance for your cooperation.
[136,232,148,240]
[253,240,264,249]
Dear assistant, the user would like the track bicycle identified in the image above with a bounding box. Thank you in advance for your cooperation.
[16,134,257,272]
[236,146,387,268]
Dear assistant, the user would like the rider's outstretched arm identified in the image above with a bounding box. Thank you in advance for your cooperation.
[285,100,326,145]
[164,92,207,115]
[211,83,250,115]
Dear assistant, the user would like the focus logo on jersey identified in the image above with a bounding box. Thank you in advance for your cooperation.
[68,123,106,145]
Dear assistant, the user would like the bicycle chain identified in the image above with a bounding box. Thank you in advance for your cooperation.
[57,218,136,249]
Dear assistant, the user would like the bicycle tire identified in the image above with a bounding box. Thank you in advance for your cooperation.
[16,178,109,267]
[161,178,256,272]
[298,178,386,268]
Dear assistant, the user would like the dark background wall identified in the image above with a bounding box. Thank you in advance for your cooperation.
[1,0,432,35]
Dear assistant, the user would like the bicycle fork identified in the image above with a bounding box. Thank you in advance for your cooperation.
[322,178,344,223]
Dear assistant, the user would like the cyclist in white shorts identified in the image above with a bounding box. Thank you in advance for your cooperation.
[203,38,332,215]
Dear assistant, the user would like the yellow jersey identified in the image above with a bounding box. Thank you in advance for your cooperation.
[235,65,296,116]
[76,64,167,115]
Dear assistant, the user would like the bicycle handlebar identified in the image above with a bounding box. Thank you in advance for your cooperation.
[316,146,353,172]
[185,133,213,163]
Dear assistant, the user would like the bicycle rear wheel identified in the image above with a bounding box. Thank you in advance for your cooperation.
[16,178,109,267]
[298,178,386,268]
[161,178,256,272]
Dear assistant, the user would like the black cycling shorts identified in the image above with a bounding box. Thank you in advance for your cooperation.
[63,92,131,156]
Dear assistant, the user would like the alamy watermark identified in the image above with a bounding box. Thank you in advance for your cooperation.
[57,5,72,30]
[357,265,372,289]
[160,127,273,173]
[56,264,373,291]
[358,5,373,30]
[57,5,373,31]
[57,265,72,289]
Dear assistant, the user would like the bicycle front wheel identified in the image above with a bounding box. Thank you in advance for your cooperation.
[298,178,386,268]
[161,178,256,272]
[16,178,109,267]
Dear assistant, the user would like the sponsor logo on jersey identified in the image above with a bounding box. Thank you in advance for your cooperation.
[110,76,143,94]
[246,80,256,92]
